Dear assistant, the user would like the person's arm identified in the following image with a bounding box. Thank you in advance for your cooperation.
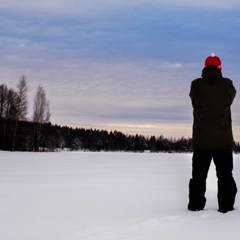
[189,82,195,107]
[226,79,236,104]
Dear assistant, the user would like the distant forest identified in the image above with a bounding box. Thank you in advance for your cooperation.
[1,76,240,153]
[0,119,192,152]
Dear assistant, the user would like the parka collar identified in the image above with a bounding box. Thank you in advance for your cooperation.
[201,65,222,79]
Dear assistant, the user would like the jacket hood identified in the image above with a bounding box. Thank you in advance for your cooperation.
[201,65,222,80]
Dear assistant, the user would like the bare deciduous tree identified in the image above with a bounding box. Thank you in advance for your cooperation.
[32,85,51,151]
[0,84,8,118]
[12,75,29,150]
[0,85,18,149]
[17,75,28,121]
[0,84,9,149]
[5,88,18,120]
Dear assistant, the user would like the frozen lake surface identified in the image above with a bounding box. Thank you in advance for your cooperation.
[0,151,240,240]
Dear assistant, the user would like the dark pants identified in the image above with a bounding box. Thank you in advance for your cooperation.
[188,149,237,212]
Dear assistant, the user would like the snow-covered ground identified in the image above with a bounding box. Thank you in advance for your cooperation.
[0,151,240,240]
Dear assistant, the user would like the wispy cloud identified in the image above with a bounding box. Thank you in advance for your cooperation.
[1,0,240,139]
[1,0,240,16]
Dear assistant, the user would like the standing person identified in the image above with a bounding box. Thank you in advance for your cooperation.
[188,53,237,213]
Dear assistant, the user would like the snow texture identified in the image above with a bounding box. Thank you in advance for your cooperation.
[0,151,240,240]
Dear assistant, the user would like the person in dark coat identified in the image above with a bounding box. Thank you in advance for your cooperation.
[188,53,237,213]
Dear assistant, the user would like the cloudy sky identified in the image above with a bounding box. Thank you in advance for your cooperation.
[1,0,240,140]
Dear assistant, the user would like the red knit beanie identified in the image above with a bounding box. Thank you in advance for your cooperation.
[204,53,222,71]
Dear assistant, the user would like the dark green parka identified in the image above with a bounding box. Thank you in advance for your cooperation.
[190,65,236,150]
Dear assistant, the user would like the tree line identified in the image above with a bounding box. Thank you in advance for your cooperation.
[0,76,50,151]
[1,76,240,153]
[0,118,192,152]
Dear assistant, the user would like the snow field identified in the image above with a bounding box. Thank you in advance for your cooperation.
[0,151,240,240]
